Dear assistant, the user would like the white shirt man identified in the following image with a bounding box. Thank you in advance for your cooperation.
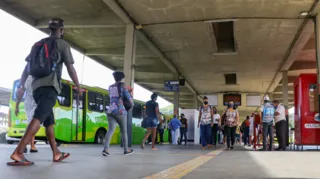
[273,100,287,151]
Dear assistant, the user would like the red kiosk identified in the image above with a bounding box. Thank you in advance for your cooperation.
[294,74,320,150]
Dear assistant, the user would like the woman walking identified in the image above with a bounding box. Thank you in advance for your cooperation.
[222,100,239,150]
[198,96,213,150]
[102,71,134,156]
[141,93,163,150]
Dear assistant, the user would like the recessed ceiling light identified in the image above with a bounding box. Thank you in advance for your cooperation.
[300,11,308,16]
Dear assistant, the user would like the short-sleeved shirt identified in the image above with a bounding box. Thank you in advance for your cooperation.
[180,118,188,128]
[145,100,159,118]
[275,104,286,123]
[225,109,238,127]
[28,38,75,94]
[213,114,220,124]
[107,82,134,115]
[199,105,212,125]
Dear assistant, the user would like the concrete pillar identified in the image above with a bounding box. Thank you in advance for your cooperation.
[173,75,179,116]
[282,71,289,146]
[122,24,136,148]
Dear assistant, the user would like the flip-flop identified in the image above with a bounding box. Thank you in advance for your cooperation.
[30,149,38,153]
[53,152,70,162]
[7,158,34,166]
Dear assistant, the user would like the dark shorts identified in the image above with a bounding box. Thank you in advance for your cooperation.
[146,117,158,128]
[33,87,57,127]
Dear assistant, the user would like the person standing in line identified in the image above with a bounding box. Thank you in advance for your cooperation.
[211,107,220,148]
[141,93,163,151]
[168,115,182,145]
[102,71,134,156]
[248,113,255,147]
[198,96,213,150]
[179,113,188,145]
[222,100,239,150]
[8,18,80,166]
[15,75,38,154]
[158,116,167,144]
[260,98,275,151]
[243,116,250,146]
[272,100,287,151]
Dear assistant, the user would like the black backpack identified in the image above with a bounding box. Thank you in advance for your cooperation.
[27,37,59,78]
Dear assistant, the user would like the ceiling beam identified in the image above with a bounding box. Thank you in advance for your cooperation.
[273,93,294,99]
[302,36,315,50]
[279,76,298,84]
[262,18,314,97]
[274,86,294,93]
[116,66,172,74]
[102,0,203,103]
[35,15,125,29]
[289,61,316,71]
[85,48,155,57]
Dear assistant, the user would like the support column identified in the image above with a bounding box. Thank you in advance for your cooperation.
[122,24,136,148]
[174,75,179,116]
[282,71,289,146]
[315,14,320,114]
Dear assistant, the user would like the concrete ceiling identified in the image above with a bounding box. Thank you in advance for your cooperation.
[0,0,319,112]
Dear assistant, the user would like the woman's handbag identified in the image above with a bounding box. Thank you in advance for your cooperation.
[141,118,147,128]
[117,82,133,111]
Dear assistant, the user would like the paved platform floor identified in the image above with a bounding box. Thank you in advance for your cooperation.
[0,143,319,179]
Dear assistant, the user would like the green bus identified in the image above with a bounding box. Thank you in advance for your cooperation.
[6,79,153,145]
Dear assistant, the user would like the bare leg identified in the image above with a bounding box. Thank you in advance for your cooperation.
[45,124,62,160]
[151,128,157,149]
[30,136,37,150]
[141,128,152,149]
[10,119,41,161]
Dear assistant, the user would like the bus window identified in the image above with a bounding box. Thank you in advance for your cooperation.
[133,104,142,119]
[57,84,71,107]
[104,94,110,111]
[88,91,104,112]
[12,80,26,102]
[309,84,319,113]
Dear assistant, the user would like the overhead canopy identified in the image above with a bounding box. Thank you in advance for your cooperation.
[0,0,318,110]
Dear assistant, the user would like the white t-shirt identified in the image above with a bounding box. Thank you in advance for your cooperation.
[213,114,220,124]
[275,104,286,123]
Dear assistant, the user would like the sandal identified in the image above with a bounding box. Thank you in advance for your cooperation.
[53,152,70,162]
[7,158,34,166]
[152,147,158,151]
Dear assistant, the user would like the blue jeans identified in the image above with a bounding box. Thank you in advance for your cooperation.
[243,127,250,145]
[200,124,212,147]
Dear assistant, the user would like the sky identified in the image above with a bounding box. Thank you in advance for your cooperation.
[0,9,171,112]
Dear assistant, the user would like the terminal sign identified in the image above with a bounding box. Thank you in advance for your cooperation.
[164,80,180,92]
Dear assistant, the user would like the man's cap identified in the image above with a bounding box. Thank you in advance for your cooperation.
[48,17,64,29]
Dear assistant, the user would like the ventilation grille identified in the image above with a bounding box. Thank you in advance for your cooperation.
[212,21,236,53]
[224,73,237,85]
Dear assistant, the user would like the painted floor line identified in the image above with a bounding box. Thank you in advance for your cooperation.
[142,149,224,179]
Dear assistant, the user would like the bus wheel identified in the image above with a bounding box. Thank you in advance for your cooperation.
[7,140,14,144]
[95,129,106,144]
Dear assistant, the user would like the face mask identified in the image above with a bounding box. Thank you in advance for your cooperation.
[204,101,208,105]
[229,104,234,108]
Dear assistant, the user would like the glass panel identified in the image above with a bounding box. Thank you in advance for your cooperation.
[309,84,319,113]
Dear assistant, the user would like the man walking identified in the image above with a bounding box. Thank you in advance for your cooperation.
[8,18,81,166]
[179,113,188,145]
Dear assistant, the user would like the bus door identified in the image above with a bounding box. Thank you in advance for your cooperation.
[72,88,86,141]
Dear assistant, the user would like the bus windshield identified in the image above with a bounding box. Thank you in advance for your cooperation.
[12,80,26,102]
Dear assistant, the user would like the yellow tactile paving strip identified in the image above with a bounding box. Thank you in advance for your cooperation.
[143,149,224,179]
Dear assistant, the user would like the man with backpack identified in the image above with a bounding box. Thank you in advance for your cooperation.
[8,18,81,166]
[260,98,275,151]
